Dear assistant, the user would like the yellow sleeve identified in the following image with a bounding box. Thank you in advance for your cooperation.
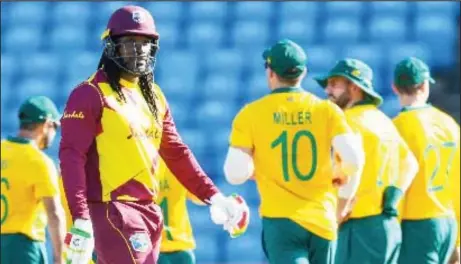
[229,105,253,149]
[34,156,59,199]
[327,101,352,139]
[394,139,416,190]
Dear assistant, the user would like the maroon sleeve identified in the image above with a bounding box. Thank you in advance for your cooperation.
[59,83,102,220]
[159,107,219,204]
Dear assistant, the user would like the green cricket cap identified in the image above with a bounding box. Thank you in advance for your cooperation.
[393,57,435,87]
[18,96,61,125]
[262,39,307,79]
[314,58,383,106]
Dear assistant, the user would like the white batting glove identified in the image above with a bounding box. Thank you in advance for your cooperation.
[209,193,250,238]
[64,218,94,264]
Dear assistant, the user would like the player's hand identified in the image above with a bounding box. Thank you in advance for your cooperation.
[332,153,349,187]
[209,193,250,238]
[53,257,65,264]
[337,197,356,226]
[332,176,348,188]
[53,253,65,264]
[450,246,460,264]
[337,212,351,226]
[64,218,94,264]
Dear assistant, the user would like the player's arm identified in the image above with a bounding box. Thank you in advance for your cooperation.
[382,139,418,217]
[186,192,206,206]
[224,105,254,185]
[332,133,365,221]
[327,102,365,223]
[159,100,250,237]
[159,105,219,203]
[43,196,66,264]
[35,158,66,264]
[59,84,101,263]
[159,104,248,236]
[59,83,101,221]
[224,147,254,185]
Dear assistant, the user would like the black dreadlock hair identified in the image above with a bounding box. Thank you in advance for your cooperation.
[97,53,159,122]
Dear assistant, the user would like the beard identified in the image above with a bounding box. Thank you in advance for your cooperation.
[40,137,49,150]
[40,135,54,150]
[123,56,150,74]
[328,90,352,109]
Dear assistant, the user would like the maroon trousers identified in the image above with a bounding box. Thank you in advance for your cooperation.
[89,201,164,264]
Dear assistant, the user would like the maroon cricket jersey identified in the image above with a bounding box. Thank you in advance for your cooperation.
[59,70,219,220]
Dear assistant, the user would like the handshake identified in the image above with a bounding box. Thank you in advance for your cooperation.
[209,193,251,238]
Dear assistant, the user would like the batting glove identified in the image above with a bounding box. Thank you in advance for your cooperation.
[64,218,94,264]
[209,193,250,238]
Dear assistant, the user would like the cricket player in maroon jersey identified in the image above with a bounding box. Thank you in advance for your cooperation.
[59,5,248,264]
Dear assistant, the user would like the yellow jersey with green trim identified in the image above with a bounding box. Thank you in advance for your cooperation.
[157,161,199,252]
[344,103,414,218]
[393,105,460,231]
[1,136,59,241]
[229,87,352,240]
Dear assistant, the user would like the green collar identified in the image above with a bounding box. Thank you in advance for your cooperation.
[6,136,33,144]
[270,87,304,94]
[401,103,432,112]
[351,96,375,107]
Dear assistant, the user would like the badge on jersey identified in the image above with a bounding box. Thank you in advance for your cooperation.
[129,232,150,253]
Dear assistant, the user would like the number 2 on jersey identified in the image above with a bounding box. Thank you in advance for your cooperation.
[1,177,10,225]
[425,142,457,192]
[159,198,173,240]
[271,130,317,182]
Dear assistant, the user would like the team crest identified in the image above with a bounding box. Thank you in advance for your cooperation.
[351,69,361,77]
[129,232,150,253]
[132,11,145,23]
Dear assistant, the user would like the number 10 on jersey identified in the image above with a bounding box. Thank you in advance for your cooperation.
[271,130,318,182]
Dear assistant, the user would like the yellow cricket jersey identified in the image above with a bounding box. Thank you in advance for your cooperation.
[393,105,460,244]
[156,161,198,252]
[229,87,352,240]
[1,137,59,241]
[344,102,414,219]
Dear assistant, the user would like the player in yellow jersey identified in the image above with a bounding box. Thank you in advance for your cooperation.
[316,59,419,264]
[1,96,66,264]
[157,163,203,264]
[224,39,366,264]
[391,57,460,264]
